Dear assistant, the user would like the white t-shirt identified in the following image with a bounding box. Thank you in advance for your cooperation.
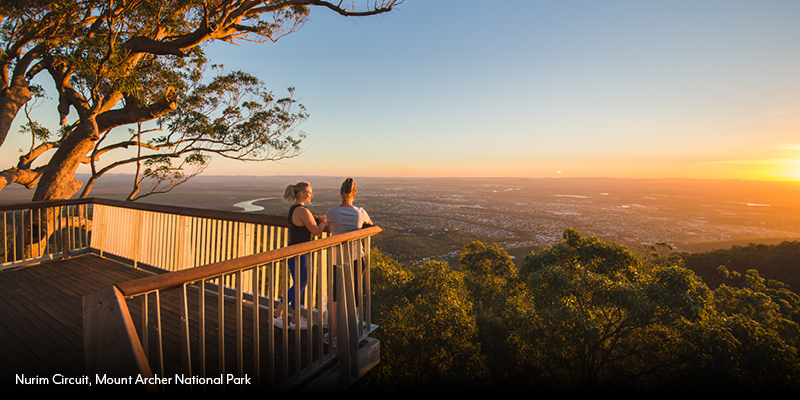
[326,206,372,263]
[326,206,372,236]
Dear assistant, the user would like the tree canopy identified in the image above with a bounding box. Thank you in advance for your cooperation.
[0,0,400,201]
[363,249,490,392]
[365,229,800,392]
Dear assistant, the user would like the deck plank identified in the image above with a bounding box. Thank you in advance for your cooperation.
[0,254,152,381]
[0,253,335,391]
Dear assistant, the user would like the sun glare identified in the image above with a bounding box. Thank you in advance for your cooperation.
[787,163,800,181]
[761,161,800,182]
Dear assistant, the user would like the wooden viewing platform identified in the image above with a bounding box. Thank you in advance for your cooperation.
[1,198,382,392]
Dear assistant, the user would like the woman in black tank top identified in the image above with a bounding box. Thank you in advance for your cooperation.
[274,182,327,330]
[288,204,313,245]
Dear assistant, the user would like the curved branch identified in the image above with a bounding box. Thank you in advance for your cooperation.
[91,135,163,161]
[17,140,61,169]
[128,159,209,202]
[95,87,177,132]
[248,0,400,17]
[79,152,181,198]
[123,0,399,56]
[0,167,44,190]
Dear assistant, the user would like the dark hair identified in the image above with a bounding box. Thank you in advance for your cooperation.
[283,181,310,202]
[340,177,357,199]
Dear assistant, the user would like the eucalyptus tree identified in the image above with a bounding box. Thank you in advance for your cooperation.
[457,241,525,386]
[0,0,400,201]
[514,228,714,391]
[365,250,490,392]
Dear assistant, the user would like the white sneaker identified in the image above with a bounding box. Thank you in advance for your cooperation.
[274,317,286,329]
[290,317,308,330]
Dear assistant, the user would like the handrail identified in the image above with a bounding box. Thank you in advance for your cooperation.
[115,226,381,296]
[0,198,289,227]
[0,197,90,211]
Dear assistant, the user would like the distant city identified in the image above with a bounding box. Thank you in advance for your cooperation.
[3,175,800,261]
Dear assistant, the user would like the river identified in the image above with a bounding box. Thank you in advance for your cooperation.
[233,197,277,212]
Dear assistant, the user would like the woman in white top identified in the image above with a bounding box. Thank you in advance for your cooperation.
[326,177,372,235]
[324,178,372,347]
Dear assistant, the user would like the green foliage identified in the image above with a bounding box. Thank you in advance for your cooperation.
[676,311,800,392]
[520,228,642,283]
[369,248,412,322]
[458,241,519,310]
[159,69,308,161]
[365,230,800,392]
[510,229,709,390]
[681,240,800,291]
[713,267,800,346]
[18,120,50,142]
[362,249,489,392]
[456,241,525,386]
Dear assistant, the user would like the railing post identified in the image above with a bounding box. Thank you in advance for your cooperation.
[133,210,141,268]
[95,204,105,257]
[177,215,187,270]
[83,285,156,392]
[364,236,372,329]
[180,283,192,381]
[334,261,351,385]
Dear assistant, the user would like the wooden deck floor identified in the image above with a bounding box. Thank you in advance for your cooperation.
[0,253,335,391]
[0,254,152,379]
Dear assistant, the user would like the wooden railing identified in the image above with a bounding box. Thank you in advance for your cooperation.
[1,198,92,269]
[84,226,381,392]
[1,198,381,391]
[90,198,296,272]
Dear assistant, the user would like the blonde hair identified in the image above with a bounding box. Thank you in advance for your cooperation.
[283,181,311,202]
[340,177,357,200]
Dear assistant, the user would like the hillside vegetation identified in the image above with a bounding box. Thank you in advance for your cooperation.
[680,240,800,291]
[358,229,800,392]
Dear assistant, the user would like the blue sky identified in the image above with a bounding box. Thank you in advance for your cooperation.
[4,0,800,181]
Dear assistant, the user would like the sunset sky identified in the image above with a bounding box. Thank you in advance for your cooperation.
[4,0,800,181]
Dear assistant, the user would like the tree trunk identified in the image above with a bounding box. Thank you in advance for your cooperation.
[32,119,98,201]
[0,85,32,148]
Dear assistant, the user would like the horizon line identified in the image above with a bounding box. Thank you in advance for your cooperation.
[69,172,800,183]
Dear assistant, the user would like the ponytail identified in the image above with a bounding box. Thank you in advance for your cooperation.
[340,177,357,200]
[283,181,310,203]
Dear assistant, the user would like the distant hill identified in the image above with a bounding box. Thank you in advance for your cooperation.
[680,240,800,291]
[675,237,800,253]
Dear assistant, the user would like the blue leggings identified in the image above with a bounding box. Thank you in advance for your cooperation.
[284,254,308,309]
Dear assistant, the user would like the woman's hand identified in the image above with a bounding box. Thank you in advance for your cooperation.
[297,207,325,236]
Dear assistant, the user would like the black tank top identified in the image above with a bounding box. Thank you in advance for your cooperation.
[288,204,312,245]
